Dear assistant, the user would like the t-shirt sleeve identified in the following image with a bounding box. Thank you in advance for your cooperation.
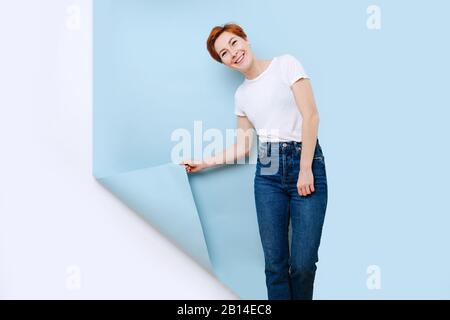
[234,90,246,116]
[282,54,310,87]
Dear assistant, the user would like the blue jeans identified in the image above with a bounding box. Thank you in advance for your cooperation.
[254,138,328,300]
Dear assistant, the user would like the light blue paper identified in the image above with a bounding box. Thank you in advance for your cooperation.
[94,0,450,299]
[97,163,212,272]
[93,0,268,299]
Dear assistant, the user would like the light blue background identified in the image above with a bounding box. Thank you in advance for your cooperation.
[94,0,450,299]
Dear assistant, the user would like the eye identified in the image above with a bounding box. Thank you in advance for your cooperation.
[221,51,228,58]
[232,40,237,46]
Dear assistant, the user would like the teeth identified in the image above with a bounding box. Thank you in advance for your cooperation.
[236,53,244,64]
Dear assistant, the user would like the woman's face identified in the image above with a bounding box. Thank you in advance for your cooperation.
[214,31,252,71]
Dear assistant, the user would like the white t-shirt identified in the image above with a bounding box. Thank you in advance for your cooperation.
[234,54,310,143]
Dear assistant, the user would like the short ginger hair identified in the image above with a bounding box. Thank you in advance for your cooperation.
[206,23,248,63]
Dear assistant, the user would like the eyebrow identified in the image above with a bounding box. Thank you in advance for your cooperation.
[219,37,237,56]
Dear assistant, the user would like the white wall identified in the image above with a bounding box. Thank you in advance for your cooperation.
[0,0,236,299]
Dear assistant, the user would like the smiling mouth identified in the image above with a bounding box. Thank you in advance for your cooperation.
[234,52,245,65]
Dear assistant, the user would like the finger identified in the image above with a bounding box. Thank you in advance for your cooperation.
[303,186,309,196]
[299,186,305,196]
[303,185,310,196]
[310,183,315,193]
[303,184,309,196]
[305,185,311,195]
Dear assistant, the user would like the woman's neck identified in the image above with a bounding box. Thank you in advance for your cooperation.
[243,57,271,80]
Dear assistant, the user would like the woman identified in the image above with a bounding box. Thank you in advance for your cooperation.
[180,23,328,300]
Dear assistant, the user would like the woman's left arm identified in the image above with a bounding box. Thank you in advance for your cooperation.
[291,78,320,196]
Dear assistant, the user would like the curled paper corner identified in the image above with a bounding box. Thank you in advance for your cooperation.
[92,162,213,272]
[91,159,267,299]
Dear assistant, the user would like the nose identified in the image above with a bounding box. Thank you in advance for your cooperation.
[231,49,239,59]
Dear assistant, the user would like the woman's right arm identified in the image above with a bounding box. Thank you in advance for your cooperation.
[180,115,255,173]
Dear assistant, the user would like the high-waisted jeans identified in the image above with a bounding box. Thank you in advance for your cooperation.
[254,138,328,300]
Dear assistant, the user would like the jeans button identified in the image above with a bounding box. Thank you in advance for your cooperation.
[282,143,287,147]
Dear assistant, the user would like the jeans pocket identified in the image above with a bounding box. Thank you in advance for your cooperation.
[257,144,268,163]
[313,154,326,169]
[314,144,325,160]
